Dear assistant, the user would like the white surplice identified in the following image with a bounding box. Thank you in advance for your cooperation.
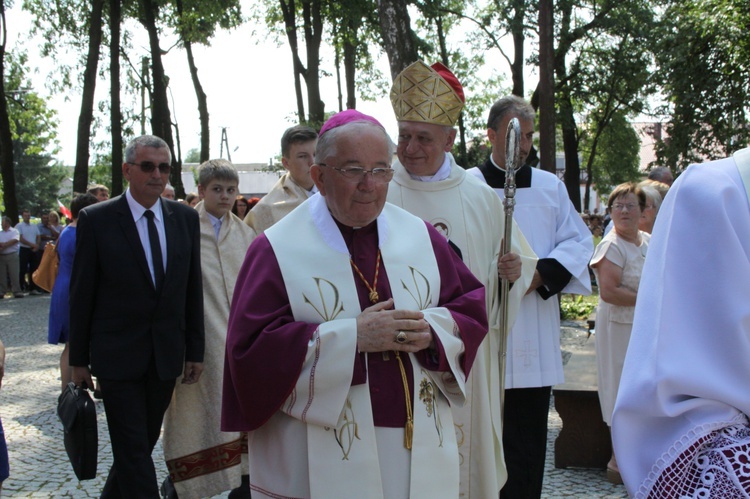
[468,165,593,388]
[613,149,750,498]
[245,172,312,234]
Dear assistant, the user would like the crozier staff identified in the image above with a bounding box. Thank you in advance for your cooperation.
[222,110,489,499]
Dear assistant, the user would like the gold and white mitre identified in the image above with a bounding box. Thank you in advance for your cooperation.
[390,60,465,126]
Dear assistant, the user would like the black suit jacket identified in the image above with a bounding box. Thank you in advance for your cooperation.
[69,194,204,380]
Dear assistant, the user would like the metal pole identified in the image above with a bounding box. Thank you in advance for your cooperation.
[498,117,521,421]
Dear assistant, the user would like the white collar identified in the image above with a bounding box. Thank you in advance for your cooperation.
[307,193,389,255]
[126,188,164,222]
[489,154,506,172]
[206,211,224,226]
[407,154,452,182]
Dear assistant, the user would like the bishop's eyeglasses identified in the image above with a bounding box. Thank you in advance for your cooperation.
[318,163,394,183]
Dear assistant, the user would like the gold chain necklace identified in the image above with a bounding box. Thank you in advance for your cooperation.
[351,249,412,449]
[350,250,381,304]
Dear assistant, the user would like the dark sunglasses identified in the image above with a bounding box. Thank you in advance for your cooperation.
[128,161,171,174]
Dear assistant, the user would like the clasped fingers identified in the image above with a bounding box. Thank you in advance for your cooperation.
[357,309,432,353]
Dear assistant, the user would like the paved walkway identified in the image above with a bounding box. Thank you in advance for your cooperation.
[0,294,627,498]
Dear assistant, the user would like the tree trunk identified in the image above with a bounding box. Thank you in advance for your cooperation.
[302,0,324,126]
[510,0,525,97]
[279,0,307,123]
[378,0,418,78]
[176,0,209,163]
[184,41,208,162]
[559,93,582,211]
[74,0,105,193]
[0,1,18,222]
[554,0,581,211]
[434,16,467,165]
[110,0,123,196]
[334,24,343,111]
[584,152,593,211]
[140,0,184,196]
[343,17,358,110]
[537,0,555,175]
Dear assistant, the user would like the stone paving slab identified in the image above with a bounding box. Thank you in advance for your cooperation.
[0,295,627,498]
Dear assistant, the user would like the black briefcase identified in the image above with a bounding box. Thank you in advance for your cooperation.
[57,382,98,480]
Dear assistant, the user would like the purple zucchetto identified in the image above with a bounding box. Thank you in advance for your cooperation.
[318,109,384,137]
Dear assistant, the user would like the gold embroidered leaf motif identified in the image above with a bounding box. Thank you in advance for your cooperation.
[419,378,435,417]
[419,372,444,446]
[303,277,345,322]
[333,398,360,460]
[401,266,432,310]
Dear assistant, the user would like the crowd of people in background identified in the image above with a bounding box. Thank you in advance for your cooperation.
[1,58,748,499]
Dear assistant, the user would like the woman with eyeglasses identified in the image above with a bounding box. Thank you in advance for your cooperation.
[589,182,650,484]
[231,195,250,220]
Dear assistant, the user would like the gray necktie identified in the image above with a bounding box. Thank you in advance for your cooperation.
[214,219,222,240]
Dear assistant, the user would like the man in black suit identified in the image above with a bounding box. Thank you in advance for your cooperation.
[70,135,204,498]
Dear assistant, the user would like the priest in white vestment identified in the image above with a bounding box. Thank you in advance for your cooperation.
[386,61,538,498]
[467,95,593,498]
[245,125,318,234]
[613,147,750,498]
[239,124,319,494]
[162,159,255,498]
[223,110,494,499]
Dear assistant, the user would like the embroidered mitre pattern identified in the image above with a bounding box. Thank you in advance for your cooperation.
[391,61,464,127]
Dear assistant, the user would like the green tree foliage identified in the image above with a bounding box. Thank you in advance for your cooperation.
[167,0,241,45]
[416,0,481,165]
[0,0,18,219]
[22,0,91,92]
[451,0,533,96]
[255,0,326,126]
[87,152,125,192]
[327,0,384,109]
[183,147,200,163]
[72,0,104,192]
[571,6,655,207]
[652,0,750,170]
[2,52,66,215]
[14,143,67,216]
[379,0,512,166]
[250,0,389,126]
[584,111,641,195]
[167,0,243,162]
[551,0,658,210]
[22,0,140,184]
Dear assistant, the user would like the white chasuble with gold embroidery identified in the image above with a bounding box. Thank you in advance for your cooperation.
[388,156,537,497]
[163,205,254,499]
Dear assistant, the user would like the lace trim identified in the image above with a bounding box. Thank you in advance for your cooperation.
[638,414,750,498]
